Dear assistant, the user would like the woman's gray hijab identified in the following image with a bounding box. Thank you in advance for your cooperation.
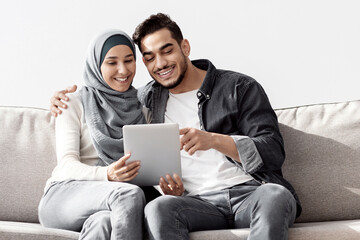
[80,29,146,166]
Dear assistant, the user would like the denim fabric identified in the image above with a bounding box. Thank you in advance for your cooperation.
[38,180,145,240]
[138,59,301,217]
[145,180,297,240]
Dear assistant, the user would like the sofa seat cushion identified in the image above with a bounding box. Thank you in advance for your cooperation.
[189,220,360,240]
[0,221,78,240]
[289,220,360,240]
[189,228,249,240]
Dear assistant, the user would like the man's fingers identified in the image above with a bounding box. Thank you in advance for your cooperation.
[179,127,190,135]
[57,98,68,109]
[173,173,184,189]
[160,177,171,194]
[180,128,197,148]
[183,138,196,152]
[187,145,198,155]
[50,96,59,106]
[57,92,69,102]
[50,105,61,116]
[53,90,67,101]
[51,96,68,110]
[66,85,77,93]
[165,174,177,190]
[180,134,191,148]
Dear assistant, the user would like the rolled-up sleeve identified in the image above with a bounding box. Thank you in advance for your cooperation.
[231,135,263,174]
[234,81,285,173]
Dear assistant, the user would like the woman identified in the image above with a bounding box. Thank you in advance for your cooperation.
[38,30,148,240]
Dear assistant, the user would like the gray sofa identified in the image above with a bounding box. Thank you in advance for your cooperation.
[1,100,360,240]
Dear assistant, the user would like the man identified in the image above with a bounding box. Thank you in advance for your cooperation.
[51,13,301,240]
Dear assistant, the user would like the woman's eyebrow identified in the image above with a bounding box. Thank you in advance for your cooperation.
[105,53,133,59]
[105,56,118,59]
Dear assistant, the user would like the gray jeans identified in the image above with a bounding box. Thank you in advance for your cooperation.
[145,180,297,240]
[38,180,145,240]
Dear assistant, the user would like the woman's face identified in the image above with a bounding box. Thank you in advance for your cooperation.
[100,45,136,92]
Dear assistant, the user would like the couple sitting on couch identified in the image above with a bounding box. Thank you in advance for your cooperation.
[43,13,301,240]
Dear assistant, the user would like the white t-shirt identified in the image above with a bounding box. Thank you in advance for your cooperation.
[165,90,253,196]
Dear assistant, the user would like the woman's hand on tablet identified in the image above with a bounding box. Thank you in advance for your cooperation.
[160,173,184,196]
[107,153,141,182]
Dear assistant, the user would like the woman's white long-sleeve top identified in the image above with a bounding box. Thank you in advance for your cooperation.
[44,92,108,191]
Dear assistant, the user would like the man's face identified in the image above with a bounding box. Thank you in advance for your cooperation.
[140,28,188,90]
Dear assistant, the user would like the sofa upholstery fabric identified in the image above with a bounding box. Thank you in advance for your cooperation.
[0,107,56,223]
[1,100,360,239]
[278,101,360,223]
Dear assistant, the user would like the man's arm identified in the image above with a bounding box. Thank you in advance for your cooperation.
[233,80,285,174]
[180,128,240,162]
[50,85,77,117]
[180,80,284,175]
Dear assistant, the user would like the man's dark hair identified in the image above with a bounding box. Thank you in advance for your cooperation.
[132,13,184,52]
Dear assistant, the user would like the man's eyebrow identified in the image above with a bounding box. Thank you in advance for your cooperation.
[142,43,174,56]
[142,51,152,57]
[159,43,173,51]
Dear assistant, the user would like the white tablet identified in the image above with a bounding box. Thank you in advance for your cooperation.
[123,123,182,186]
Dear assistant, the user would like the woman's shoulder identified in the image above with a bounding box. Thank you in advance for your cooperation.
[67,91,82,102]
[57,92,84,119]
[66,92,83,108]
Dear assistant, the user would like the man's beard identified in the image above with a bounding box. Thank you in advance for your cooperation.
[152,56,188,90]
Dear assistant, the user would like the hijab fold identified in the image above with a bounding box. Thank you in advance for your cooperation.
[80,30,146,166]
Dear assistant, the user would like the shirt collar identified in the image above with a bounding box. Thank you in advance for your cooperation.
[191,59,216,101]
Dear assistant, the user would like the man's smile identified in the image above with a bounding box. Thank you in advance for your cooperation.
[156,65,175,78]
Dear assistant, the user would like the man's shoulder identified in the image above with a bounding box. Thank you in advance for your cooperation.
[217,68,255,83]
[215,68,258,91]
[137,80,157,93]
[137,80,157,106]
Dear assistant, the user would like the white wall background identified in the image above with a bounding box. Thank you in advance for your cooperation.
[0,0,359,109]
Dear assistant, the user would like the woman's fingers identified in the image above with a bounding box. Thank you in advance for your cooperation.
[118,165,140,181]
[114,157,141,181]
[113,153,131,169]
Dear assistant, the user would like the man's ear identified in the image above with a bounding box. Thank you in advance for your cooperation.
[181,39,191,57]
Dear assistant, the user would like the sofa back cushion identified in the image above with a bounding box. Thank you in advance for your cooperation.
[277,100,360,223]
[0,106,56,223]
